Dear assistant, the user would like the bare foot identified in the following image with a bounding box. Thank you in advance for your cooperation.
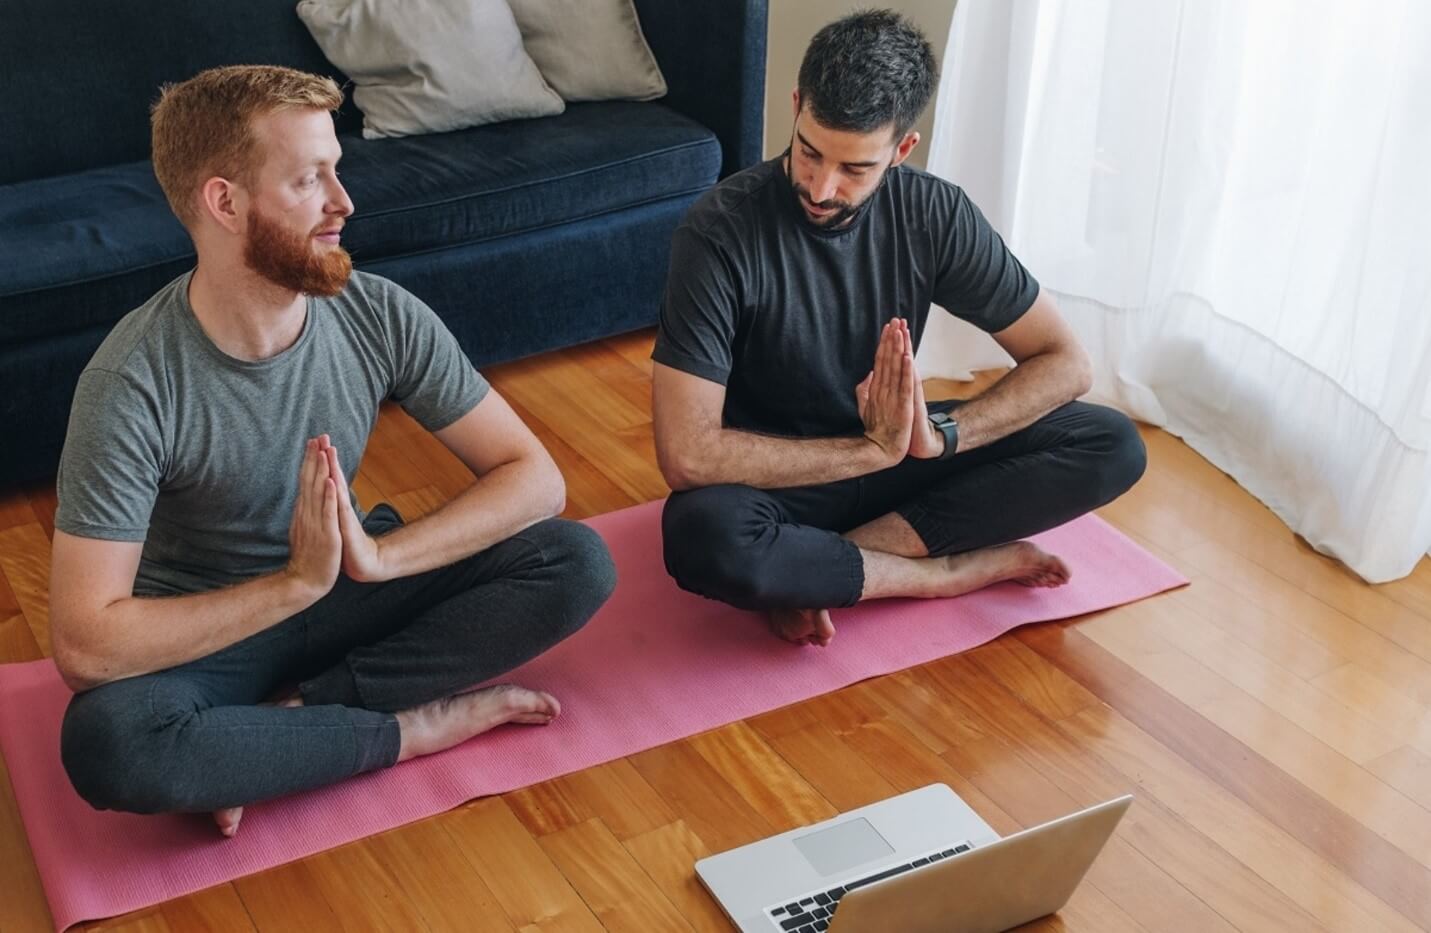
[767,608,836,647]
[214,806,243,836]
[942,541,1071,593]
[396,684,560,763]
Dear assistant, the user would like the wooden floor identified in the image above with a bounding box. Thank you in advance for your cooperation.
[3,328,1430,932]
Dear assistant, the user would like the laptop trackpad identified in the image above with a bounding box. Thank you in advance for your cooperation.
[793,818,895,876]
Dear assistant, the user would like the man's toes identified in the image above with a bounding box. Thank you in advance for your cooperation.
[214,806,243,837]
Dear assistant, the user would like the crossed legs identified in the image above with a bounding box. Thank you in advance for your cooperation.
[60,513,616,828]
[663,402,1147,644]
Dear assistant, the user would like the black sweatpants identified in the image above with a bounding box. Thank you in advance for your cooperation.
[60,509,616,814]
[662,401,1146,610]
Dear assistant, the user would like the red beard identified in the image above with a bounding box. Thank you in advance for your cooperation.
[243,209,352,297]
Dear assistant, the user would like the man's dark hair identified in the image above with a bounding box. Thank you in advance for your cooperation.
[797,9,938,138]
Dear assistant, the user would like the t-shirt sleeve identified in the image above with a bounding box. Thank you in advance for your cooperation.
[53,369,163,542]
[651,224,741,386]
[386,287,490,431]
[931,185,1041,333]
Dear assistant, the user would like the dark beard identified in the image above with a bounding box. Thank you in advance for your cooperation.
[789,179,862,229]
[243,209,352,297]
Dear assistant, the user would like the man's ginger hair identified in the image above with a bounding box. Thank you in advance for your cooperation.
[151,65,343,227]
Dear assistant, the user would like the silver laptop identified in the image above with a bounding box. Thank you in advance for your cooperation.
[696,783,1131,933]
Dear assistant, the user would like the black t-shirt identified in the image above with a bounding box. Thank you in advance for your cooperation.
[653,154,1040,438]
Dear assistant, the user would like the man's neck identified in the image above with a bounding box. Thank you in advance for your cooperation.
[188,259,309,362]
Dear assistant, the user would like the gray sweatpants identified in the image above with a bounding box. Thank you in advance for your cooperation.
[60,508,616,814]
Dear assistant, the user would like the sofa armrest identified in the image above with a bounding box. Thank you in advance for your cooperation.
[633,0,768,179]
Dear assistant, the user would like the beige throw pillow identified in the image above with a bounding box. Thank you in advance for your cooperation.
[508,0,667,102]
[296,0,565,139]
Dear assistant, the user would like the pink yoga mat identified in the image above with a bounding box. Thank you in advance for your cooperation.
[0,499,1185,930]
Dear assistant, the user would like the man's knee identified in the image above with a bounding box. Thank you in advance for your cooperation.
[662,487,779,607]
[61,682,192,813]
[1091,406,1147,501]
[521,517,617,631]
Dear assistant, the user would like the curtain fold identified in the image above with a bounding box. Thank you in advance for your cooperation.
[919,0,1431,581]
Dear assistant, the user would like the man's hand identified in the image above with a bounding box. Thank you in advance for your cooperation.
[285,437,342,598]
[318,435,388,583]
[907,351,947,460]
[855,319,916,465]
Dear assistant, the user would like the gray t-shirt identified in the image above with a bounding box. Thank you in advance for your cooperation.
[55,270,488,596]
[653,154,1039,438]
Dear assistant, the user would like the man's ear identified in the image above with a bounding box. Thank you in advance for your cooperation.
[891,130,921,168]
[198,176,244,235]
[791,88,801,119]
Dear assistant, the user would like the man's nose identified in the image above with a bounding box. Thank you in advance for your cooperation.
[329,179,354,218]
[809,168,840,205]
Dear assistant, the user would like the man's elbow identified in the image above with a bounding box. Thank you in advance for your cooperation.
[51,636,104,694]
[538,456,567,518]
[655,443,702,492]
[1066,344,1094,399]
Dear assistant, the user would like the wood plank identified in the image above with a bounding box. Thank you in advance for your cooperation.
[552,759,678,843]
[602,330,656,378]
[154,884,257,932]
[1062,705,1402,933]
[1021,623,1431,931]
[622,821,729,933]
[1089,592,1404,764]
[0,523,52,656]
[361,818,515,932]
[688,722,836,833]
[440,797,604,932]
[0,611,44,664]
[1367,746,1431,813]
[387,484,448,522]
[1309,665,1431,757]
[939,736,1237,933]
[501,394,638,521]
[628,742,774,855]
[233,860,345,932]
[1178,541,1431,706]
[1078,602,1431,870]
[760,719,898,813]
[926,649,1415,932]
[965,636,1102,722]
[538,818,693,933]
[1167,575,1346,680]
[0,491,37,533]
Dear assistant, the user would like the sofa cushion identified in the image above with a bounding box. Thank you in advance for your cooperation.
[297,0,565,139]
[0,102,720,343]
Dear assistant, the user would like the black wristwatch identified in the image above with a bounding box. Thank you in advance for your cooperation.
[929,411,959,459]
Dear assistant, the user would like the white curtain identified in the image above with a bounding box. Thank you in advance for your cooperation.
[917,0,1431,582]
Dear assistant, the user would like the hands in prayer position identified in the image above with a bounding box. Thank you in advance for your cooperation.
[855,318,946,465]
[284,434,386,598]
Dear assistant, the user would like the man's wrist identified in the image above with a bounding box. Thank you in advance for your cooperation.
[279,565,328,612]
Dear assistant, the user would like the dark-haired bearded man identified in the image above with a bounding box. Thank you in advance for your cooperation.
[653,10,1146,647]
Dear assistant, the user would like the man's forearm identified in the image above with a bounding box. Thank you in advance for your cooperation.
[58,569,321,692]
[368,457,565,580]
[951,349,1092,453]
[668,429,894,491]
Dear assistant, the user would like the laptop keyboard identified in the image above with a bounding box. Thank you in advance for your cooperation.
[764,842,973,931]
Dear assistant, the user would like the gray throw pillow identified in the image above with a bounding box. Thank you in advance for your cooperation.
[508,0,667,102]
[296,0,565,139]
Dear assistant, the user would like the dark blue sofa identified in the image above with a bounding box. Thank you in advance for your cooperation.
[0,0,767,488]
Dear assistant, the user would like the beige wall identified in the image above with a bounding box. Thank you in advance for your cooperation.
[763,1,957,169]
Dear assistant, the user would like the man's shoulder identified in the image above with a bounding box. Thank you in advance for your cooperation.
[885,164,969,214]
[681,157,784,240]
[83,272,193,386]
